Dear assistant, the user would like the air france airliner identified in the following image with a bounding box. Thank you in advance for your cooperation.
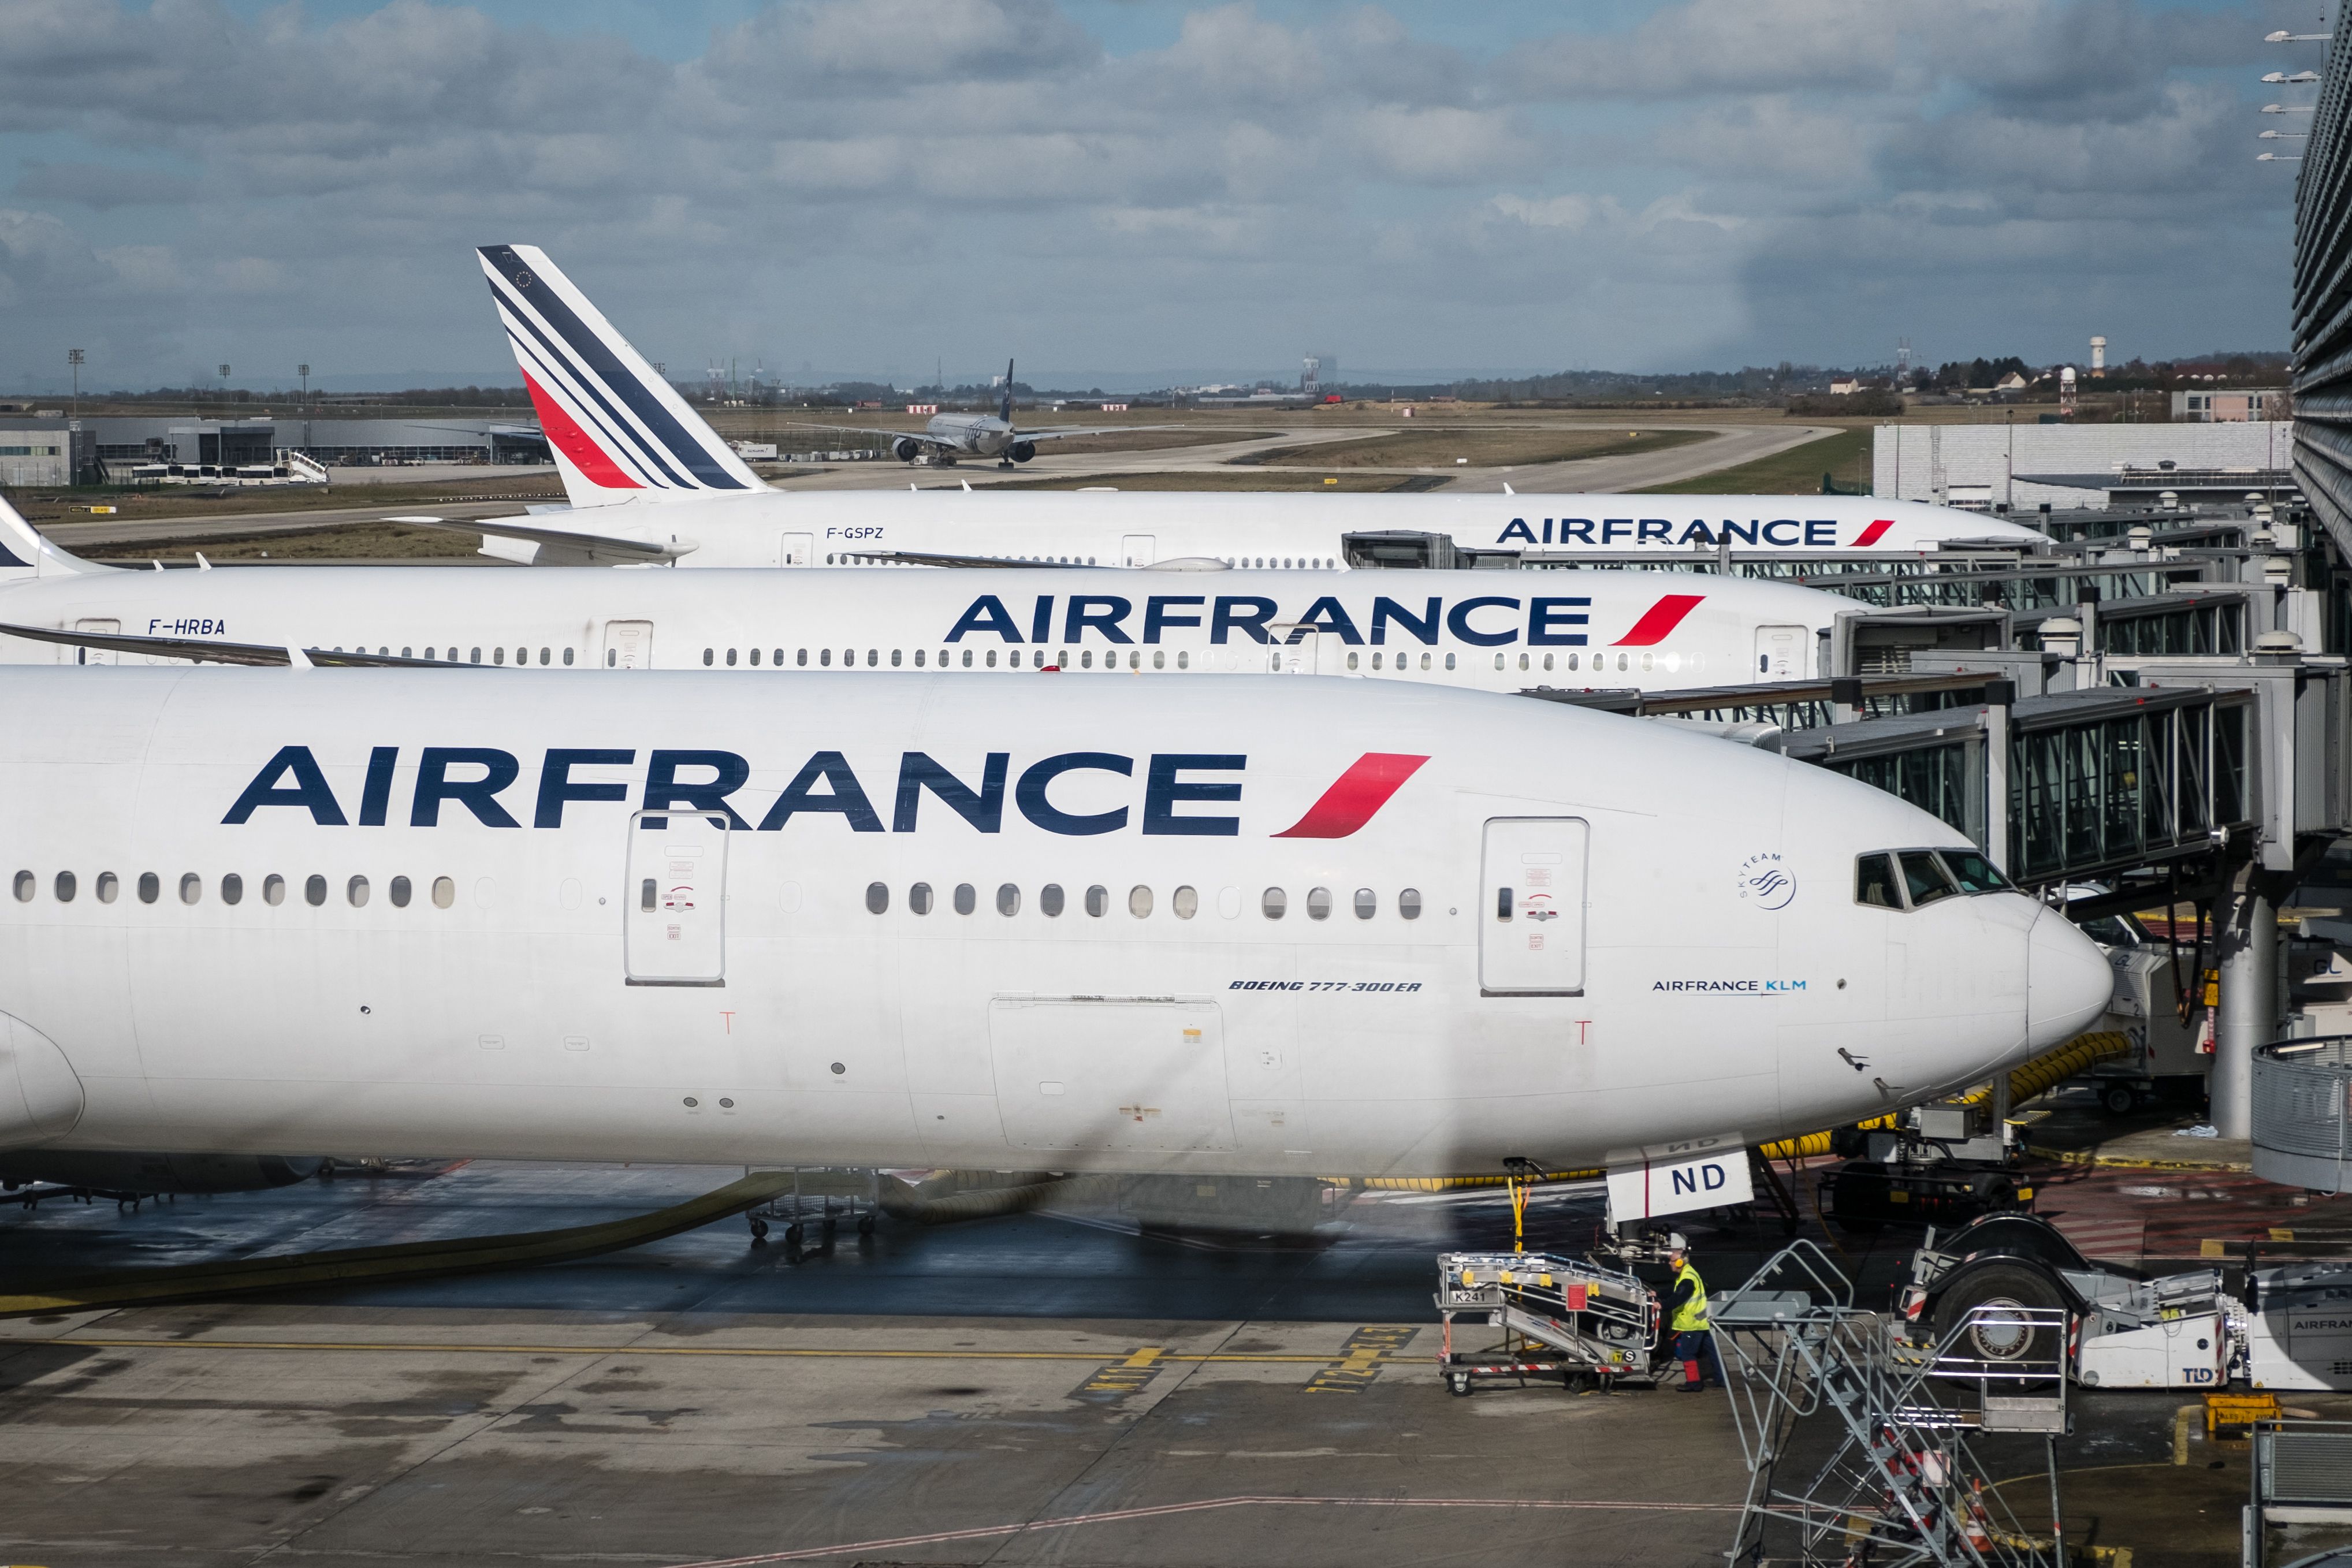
[0,502,1855,687]
[446,245,2054,571]
[0,669,2112,1196]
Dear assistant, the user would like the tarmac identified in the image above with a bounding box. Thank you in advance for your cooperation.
[3,1119,2349,1567]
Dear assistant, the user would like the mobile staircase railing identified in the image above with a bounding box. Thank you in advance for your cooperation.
[1713,1239,2069,1566]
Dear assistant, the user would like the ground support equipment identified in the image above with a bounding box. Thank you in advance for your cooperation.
[1714,1239,2070,1566]
[1433,1250,1661,1395]
[745,1166,879,1258]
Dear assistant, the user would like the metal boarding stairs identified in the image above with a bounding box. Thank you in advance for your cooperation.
[1712,1241,2070,1567]
[1433,1251,1661,1392]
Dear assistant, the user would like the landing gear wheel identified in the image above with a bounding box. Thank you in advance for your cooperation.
[857,1212,877,1236]
[747,1217,769,1244]
[1932,1261,2067,1385]
[2102,1083,2137,1116]
[784,1222,805,1251]
[1447,1373,1472,1397]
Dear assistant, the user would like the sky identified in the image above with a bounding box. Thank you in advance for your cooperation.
[0,0,2317,392]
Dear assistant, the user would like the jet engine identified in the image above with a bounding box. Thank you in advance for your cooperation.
[892,437,923,463]
[0,1150,323,1195]
[1010,441,1037,463]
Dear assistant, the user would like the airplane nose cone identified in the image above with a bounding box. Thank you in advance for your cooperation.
[2026,908,2112,1051]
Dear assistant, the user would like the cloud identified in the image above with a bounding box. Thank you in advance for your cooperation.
[0,0,2294,386]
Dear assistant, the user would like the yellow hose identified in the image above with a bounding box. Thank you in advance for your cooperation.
[1754,1030,2133,1161]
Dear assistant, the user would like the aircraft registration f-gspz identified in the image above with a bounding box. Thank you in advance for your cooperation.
[451,244,2056,570]
[0,669,2111,1200]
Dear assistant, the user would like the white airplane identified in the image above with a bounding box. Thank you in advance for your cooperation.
[0,502,1854,687]
[794,357,1151,468]
[0,668,2111,1209]
[451,244,2054,570]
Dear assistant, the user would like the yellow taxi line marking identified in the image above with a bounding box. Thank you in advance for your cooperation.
[32,1336,1342,1364]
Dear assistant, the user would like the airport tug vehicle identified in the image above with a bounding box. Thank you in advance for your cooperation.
[1899,1213,2352,1392]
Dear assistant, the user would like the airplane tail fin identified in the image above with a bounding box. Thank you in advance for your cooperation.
[477,244,766,509]
[1000,358,1015,424]
[0,490,106,580]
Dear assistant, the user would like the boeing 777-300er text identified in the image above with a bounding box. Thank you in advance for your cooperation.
[445,244,2055,571]
[0,502,1855,687]
[0,670,2111,1212]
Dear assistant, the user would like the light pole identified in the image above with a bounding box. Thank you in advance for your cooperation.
[66,349,83,422]
[299,363,309,409]
[218,363,230,404]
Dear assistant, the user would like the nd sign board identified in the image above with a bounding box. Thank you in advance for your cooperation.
[1605,1143,1754,1223]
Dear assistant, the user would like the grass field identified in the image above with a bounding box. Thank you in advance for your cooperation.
[1637,427,1871,495]
[8,475,560,526]
[82,523,489,562]
[1233,426,1708,469]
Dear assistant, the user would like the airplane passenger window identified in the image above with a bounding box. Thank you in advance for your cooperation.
[1641,653,1654,672]
[262,874,285,907]
[1040,884,1065,916]
[425,648,436,661]
[868,649,879,667]
[891,650,902,667]
[1172,885,1198,919]
[725,649,736,666]
[1519,654,1530,671]
[137,872,159,904]
[997,883,1020,916]
[1354,888,1376,919]
[1855,854,1900,908]
[563,649,575,666]
[641,878,657,911]
[954,883,976,915]
[1445,653,1457,670]
[606,649,616,667]
[1938,850,2011,893]
[1566,653,1579,671]
[1262,887,1287,919]
[1153,651,1165,669]
[987,650,998,668]
[1493,654,1505,671]
[912,650,924,668]
[53,871,75,903]
[304,874,326,907]
[1542,655,1554,672]
[540,648,551,665]
[798,650,809,666]
[1348,652,1360,671]
[1178,651,1190,669]
[1084,884,1108,917]
[95,871,118,904]
[704,649,715,666]
[865,881,890,915]
[180,873,202,906]
[1897,850,1959,908]
[431,876,455,909]
[471,647,482,664]
[348,876,370,908]
[909,882,933,915]
[494,647,505,665]
[401,647,412,660]
[389,876,411,908]
[221,873,243,906]
[1081,650,1095,669]
[962,650,974,668]
[1129,885,1153,917]
[1399,888,1422,919]
[1129,651,1141,670]
[820,649,832,667]
[1306,887,1333,920]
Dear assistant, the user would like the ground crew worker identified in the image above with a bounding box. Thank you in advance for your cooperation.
[1666,1235,1721,1392]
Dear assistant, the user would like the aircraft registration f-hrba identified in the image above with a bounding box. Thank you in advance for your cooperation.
[0,500,1855,686]
[453,243,2055,571]
[0,669,2111,1203]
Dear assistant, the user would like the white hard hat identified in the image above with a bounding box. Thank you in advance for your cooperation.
[1667,1232,1689,1253]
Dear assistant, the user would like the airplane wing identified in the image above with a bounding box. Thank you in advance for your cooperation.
[1011,424,1174,441]
[788,422,948,446]
[0,621,486,668]
[379,515,695,567]
[837,549,1087,569]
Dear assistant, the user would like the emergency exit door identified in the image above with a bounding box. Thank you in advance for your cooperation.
[69,619,120,665]
[624,809,728,986]
[1755,624,1805,680]
[776,532,813,567]
[1121,534,1156,567]
[1480,817,1588,995]
[1268,628,1328,674]
[602,620,654,669]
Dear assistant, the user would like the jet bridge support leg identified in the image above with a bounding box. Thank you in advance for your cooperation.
[2215,864,2288,1140]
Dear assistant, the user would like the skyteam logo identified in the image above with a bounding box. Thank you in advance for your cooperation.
[223,747,1428,841]
[1737,851,1796,911]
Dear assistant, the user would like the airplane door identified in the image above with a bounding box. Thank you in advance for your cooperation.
[1121,534,1156,567]
[602,619,654,669]
[69,619,119,665]
[1268,628,1326,674]
[776,532,813,567]
[1754,624,1804,680]
[989,997,1235,1152]
[624,809,727,986]
[1480,817,1588,996]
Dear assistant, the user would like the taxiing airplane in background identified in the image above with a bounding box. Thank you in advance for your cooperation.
[794,358,1150,468]
[0,668,2111,1202]
[452,244,2054,569]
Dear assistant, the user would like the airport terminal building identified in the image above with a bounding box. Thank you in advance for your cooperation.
[0,414,549,483]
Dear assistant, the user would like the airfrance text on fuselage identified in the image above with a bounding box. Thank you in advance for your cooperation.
[946,593,1593,647]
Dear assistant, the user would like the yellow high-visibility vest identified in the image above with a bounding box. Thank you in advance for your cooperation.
[1670,1261,1710,1332]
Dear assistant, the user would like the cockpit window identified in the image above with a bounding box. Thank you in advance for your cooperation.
[1855,853,1901,908]
[1938,850,2010,893]
[1898,850,1960,907]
